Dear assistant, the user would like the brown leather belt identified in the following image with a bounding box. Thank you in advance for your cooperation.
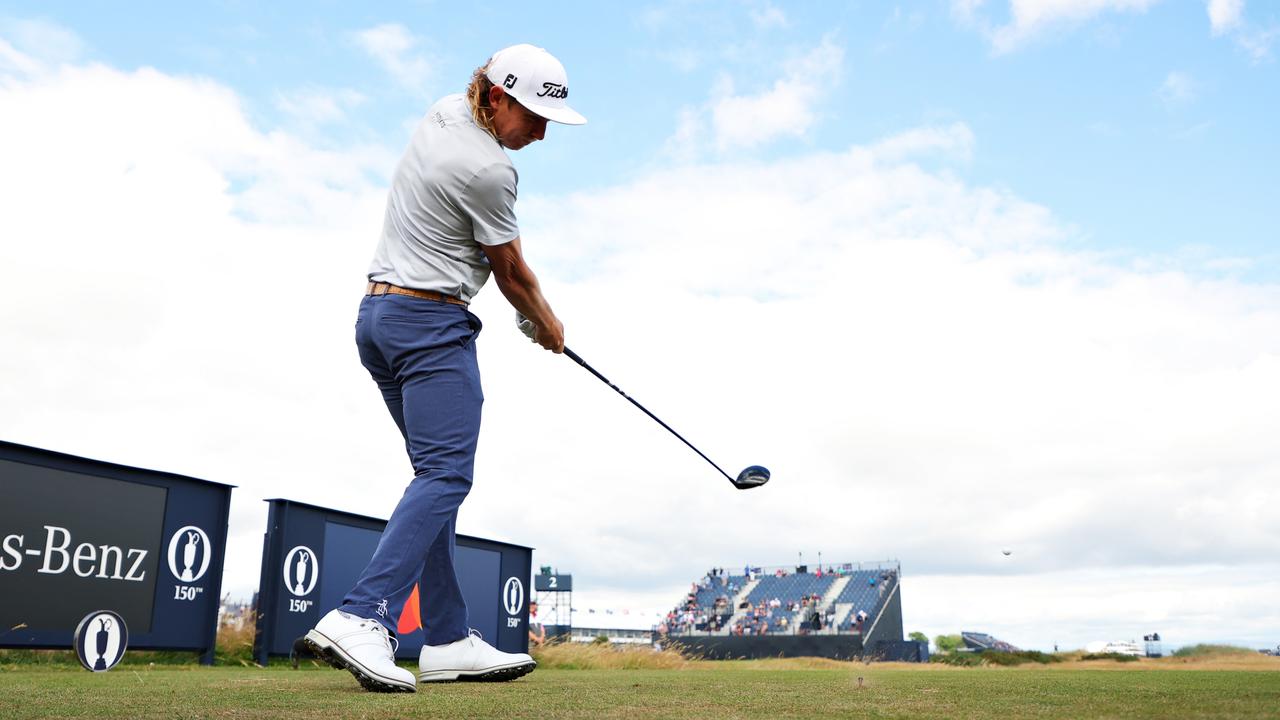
[366,281,468,307]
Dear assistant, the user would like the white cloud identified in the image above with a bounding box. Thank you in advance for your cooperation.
[1203,0,1274,62]
[670,37,844,156]
[868,122,975,163]
[0,17,84,65]
[353,23,431,91]
[951,0,989,27]
[1203,1,1279,63]
[1233,25,1278,62]
[1158,70,1196,105]
[1207,0,1244,35]
[3,54,1278,649]
[0,37,41,76]
[0,59,396,597]
[514,130,1280,620]
[275,86,366,126]
[953,0,1162,54]
[957,0,1274,60]
[909,564,1280,650]
[749,2,788,30]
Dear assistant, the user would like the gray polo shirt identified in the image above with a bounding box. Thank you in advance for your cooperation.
[368,93,519,303]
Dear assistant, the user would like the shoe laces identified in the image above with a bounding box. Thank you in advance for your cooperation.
[359,618,400,655]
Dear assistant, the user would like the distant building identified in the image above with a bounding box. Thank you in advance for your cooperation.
[568,609,664,645]
[1084,640,1143,656]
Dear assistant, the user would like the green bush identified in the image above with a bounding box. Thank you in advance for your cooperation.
[929,650,1061,667]
[1172,644,1255,658]
[934,634,964,653]
[1081,652,1140,662]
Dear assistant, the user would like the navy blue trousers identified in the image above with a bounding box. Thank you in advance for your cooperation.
[342,293,483,646]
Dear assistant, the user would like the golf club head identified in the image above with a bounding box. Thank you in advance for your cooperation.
[733,465,770,490]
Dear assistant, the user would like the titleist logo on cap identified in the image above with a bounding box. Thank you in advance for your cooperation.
[537,82,568,99]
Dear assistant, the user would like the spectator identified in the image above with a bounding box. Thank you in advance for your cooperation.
[528,600,546,647]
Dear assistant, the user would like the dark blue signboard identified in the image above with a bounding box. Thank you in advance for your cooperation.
[253,499,532,665]
[0,441,232,663]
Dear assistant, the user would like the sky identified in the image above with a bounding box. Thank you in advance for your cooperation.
[1,0,1278,652]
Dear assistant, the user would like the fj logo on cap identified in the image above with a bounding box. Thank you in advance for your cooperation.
[503,73,517,89]
[537,82,567,99]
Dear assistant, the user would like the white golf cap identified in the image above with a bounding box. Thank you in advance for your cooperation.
[485,44,586,126]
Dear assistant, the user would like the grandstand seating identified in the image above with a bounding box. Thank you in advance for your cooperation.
[835,570,896,632]
[693,575,745,609]
[664,565,899,637]
[745,573,836,606]
[834,566,896,627]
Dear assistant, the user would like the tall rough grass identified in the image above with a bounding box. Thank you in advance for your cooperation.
[1172,644,1258,658]
[214,606,258,666]
[531,641,691,670]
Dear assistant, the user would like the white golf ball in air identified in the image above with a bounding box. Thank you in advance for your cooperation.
[1002,548,1012,556]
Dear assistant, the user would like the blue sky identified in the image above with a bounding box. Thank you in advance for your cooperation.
[6,1,1276,269]
[3,2,1279,650]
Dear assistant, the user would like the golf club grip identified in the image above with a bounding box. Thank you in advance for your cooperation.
[563,347,734,483]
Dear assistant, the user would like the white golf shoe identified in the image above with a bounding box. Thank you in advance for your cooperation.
[417,629,536,683]
[304,608,416,693]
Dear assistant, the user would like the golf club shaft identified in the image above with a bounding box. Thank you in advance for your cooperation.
[563,347,735,483]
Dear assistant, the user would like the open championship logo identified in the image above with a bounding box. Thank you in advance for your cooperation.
[166,525,210,583]
[283,545,318,597]
[74,610,128,672]
[502,576,523,616]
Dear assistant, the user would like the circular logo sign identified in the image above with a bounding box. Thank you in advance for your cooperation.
[283,545,318,597]
[502,576,524,616]
[166,526,211,583]
[74,610,128,672]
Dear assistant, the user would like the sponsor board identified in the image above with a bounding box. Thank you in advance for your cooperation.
[0,442,232,663]
[253,498,531,663]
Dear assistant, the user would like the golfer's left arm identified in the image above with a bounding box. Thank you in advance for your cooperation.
[483,237,564,353]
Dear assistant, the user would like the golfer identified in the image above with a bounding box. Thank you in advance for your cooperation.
[304,44,585,693]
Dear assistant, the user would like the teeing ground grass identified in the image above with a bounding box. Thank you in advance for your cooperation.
[3,653,1279,719]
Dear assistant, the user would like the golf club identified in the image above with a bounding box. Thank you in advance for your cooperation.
[563,347,770,490]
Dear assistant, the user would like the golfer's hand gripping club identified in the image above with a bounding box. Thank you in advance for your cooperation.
[515,312,537,342]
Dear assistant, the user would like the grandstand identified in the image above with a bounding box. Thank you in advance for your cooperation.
[962,631,1021,653]
[660,561,911,660]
